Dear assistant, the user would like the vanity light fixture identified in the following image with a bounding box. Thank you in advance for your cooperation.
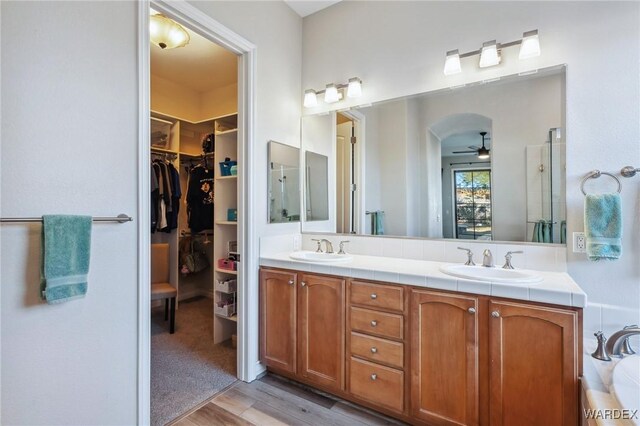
[519,30,541,59]
[443,29,541,75]
[324,84,340,103]
[303,89,318,108]
[479,40,501,68]
[303,77,363,108]
[443,50,462,75]
[150,14,190,50]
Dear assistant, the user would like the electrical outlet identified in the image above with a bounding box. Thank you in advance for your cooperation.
[293,235,301,251]
[573,232,586,253]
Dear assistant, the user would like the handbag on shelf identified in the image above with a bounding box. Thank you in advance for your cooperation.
[183,238,209,274]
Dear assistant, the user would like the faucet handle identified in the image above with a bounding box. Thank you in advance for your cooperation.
[503,251,524,269]
[338,241,350,255]
[457,247,475,266]
[311,239,323,253]
[592,331,612,361]
[621,325,638,355]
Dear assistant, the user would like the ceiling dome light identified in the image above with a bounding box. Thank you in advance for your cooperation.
[303,89,318,108]
[443,49,462,76]
[150,14,190,50]
[324,84,340,103]
[479,40,500,68]
[347,78,362,98]
[519,29,541,59]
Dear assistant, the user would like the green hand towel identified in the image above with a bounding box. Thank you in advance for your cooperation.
[40,215,92,304]
[537,220,545,242]
[374,211,385,236]
[532,222,540,242]
[560,220,567,244]
[542,221,552,243]
[584,193,622,261]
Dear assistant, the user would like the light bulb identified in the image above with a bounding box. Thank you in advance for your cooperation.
[303,90,318,108]
[443,50,462,76]
[324,84,340,103]
[347,78,362,98]
[519,30,541,59]
[479,40,500,68]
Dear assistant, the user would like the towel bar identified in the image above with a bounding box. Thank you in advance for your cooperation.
[0,214,132,224]
[581,170,621,196]
[621,166,640,178]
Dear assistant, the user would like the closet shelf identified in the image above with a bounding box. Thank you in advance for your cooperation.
[216,175,237,181]
[151,116,174,125]
[151,146,178,155]
[180,151,214,158]
[215,129,238,136]
[215,267,238,276]
[215,313,238,322]
[216,221,237,226]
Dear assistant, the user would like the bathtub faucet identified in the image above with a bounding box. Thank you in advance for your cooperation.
[606,326,640,357]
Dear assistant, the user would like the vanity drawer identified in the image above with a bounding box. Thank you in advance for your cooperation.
[349,357,404,413]
[350,281,404,312]
[350,306,403,340]
[350,332,404,368]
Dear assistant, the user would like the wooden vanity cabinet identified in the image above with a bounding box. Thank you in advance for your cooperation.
[488,300,579,426]
[260,267,581,426]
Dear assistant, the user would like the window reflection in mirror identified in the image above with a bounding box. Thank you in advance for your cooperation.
[268,141,301,223]
[301,65,566,244]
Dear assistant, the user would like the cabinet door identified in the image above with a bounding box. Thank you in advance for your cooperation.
[259,269,297,373]
[489,300,578,426]
[298,274,346,390]
[410,290,479,426]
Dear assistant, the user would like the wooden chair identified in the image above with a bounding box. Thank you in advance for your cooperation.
[151,243,177,334]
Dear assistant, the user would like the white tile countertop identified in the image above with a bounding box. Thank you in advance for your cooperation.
[260,251,587,308]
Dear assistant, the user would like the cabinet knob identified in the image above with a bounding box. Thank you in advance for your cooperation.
[491,311,500,318]
[370,320,378,327]
[370,347,378,354]
[468,307,476,314]
[370,293,377,300]
[288,280,294,285]
[370,374,377,381]
[301,282,306,287]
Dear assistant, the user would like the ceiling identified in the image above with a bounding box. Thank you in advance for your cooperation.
[284,0,342,17]
[441,131,491,157]
[150,15,237,93]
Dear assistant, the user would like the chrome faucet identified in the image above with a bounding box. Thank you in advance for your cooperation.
[311,239,322,253]
[482,249,494,267]
[457,247,475,266]
[338,241,350,255]
[320,239,334,254]
[502,251,524,269]
[605,326,640,357]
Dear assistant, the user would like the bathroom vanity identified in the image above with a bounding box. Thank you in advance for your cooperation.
[259,253,584,425]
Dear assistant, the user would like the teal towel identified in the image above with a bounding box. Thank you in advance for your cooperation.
[374,211,385,236]
[584,194,622,261]
[532,222,540,242]
[542,221,551,243]
[40,215,92,304]
[560,220,567,244]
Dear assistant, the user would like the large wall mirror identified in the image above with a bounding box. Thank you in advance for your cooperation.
[268,141,301,223]
[302,65,567,244]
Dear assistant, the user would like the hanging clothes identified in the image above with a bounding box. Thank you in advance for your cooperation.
[186,164,214,233]
[151,159,181,233]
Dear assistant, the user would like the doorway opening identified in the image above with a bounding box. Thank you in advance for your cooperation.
[335,111,364,234]
[142,4,251,424]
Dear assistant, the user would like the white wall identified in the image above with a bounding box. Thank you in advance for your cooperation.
[1,1,302,424]
[302,1,640,334]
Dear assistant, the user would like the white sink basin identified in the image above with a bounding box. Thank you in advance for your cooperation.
[439,264,542,284]
[289,251,353,263]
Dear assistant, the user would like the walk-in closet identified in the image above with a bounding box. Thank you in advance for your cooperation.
[148,10,240,425]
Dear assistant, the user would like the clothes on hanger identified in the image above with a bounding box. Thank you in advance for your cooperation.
[151,158,181,233]
[186,164,214,233]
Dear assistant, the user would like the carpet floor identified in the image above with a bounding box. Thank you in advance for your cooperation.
[151,297,237,426]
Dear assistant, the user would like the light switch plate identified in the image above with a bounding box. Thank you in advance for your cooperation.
[573,232,586,253]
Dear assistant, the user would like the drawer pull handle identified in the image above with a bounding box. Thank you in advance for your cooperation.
[301,282,306,287]
[288,280,294,285]
[468,307,476,314]
[370,320,378,327]
[370,293,377,300]
[370,347,378,354]
[491,311,500,318]
[370,374,377,381]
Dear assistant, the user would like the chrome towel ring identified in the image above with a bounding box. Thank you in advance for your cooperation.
[581,170,622,196]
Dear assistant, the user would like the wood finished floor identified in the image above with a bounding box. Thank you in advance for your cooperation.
[171,374,407,426]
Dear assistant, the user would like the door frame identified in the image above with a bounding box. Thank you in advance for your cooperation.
[137,1,257,424]
[335,109,365,234]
